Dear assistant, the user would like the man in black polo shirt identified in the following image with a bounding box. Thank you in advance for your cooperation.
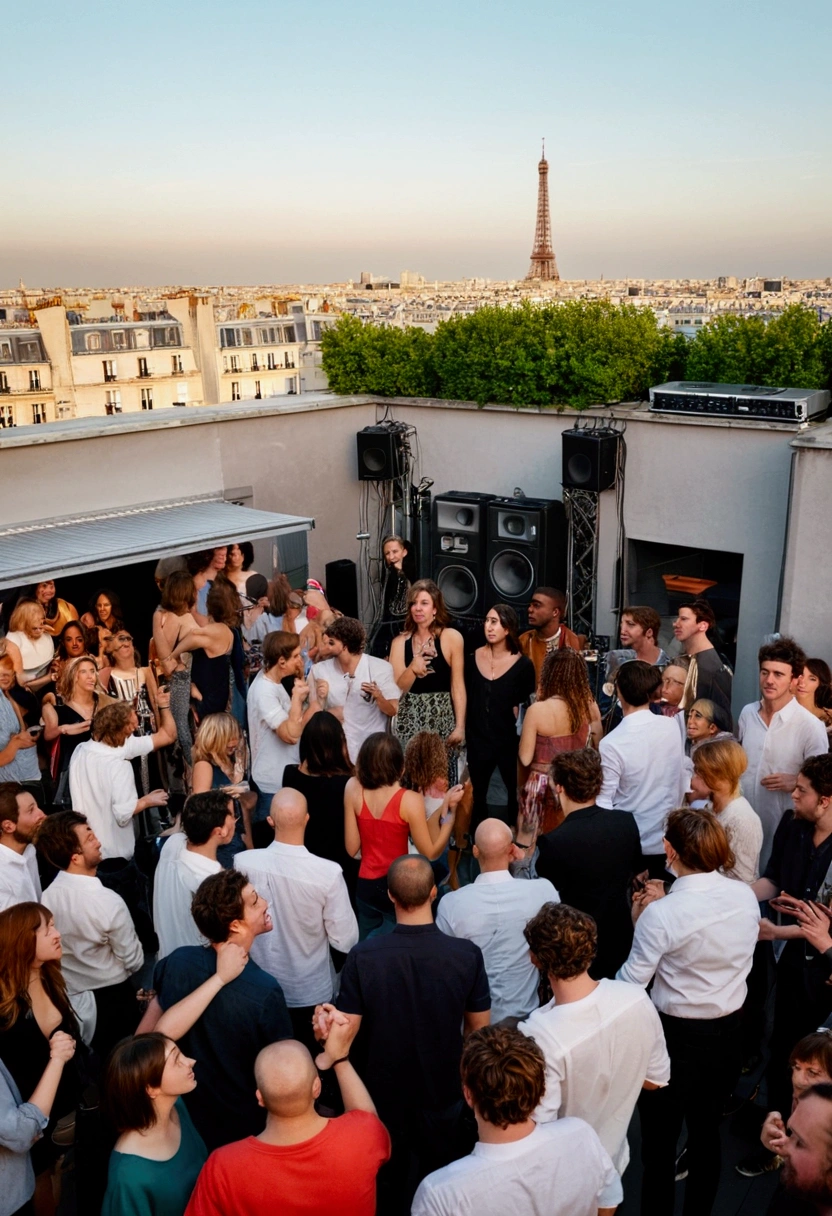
[334,854,490,1215]
[753,754,832,1119]
[535,748,642,978]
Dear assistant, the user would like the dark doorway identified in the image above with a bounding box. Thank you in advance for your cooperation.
[626,540,743,667]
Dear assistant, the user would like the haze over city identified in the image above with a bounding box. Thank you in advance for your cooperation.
[4,0,831,286]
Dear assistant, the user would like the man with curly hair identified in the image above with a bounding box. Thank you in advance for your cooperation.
[412,1025,622,1216]
[311,616,399,763]
[519,902,669,1178]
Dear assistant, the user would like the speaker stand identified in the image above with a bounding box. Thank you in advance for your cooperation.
[563,487,599,641]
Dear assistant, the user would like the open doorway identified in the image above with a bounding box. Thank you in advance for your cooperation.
[626,539,743,667]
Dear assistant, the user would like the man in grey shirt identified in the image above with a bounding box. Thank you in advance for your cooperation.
[436,819,558,1022]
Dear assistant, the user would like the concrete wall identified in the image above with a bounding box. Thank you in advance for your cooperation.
[0,393,824,712]
[779,434,832,658]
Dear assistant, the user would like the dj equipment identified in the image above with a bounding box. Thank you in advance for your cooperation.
[649,382,830,424]
[561,428,621,492]
[431,491,495,618]
[356,426,402,480]
[485,497,567,625]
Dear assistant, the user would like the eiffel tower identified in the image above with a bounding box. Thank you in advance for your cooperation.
[526,140,560,281]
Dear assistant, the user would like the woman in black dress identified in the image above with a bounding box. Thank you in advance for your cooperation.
[42,657,113,808]
[0,902,81,1215]
[464,604,536,830]
[282,711,358,902]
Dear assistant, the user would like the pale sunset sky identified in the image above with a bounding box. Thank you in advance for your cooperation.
[3,0,831,285]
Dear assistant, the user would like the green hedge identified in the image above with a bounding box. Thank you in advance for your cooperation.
[320,301,832,408]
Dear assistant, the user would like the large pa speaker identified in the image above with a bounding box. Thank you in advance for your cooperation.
[561,428,620,492]
[485,497,567,626]
[325,558,359,619]
[356,426,400,481]
[432,491,495,618]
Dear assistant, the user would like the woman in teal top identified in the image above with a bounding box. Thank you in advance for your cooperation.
[102,1033,207,1216]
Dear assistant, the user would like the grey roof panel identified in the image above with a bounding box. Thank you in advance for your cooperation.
[0,496,314,590]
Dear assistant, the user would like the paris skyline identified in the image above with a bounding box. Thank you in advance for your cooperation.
[4,0,831,287]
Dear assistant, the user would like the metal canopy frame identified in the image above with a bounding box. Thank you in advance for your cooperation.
[0,495,314,591]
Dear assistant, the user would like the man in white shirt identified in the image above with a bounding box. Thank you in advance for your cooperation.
[0,782,44,911]
[311,616,399,764]
[739,636,829,870]
[247,631,318,824]
[412,1024,622,1216]
[69,696,177,862]
[38,810,144,1057]
[597,659,685,876]
[519,902,669,1178]
[153,791,236,958]
[436,819,558,1022]
[235,786,358,1049]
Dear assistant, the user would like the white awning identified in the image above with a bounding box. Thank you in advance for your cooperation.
[0,496,314,591]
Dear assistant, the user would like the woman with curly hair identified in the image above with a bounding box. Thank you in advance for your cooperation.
[390,580,466,780]
[0,903,80,1214]
[517,648,601,841]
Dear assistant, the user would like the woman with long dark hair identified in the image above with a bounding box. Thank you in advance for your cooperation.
[517,647,601,842]
[102,1033,206,1216]
[222,541,257,599]
[164,582,245,726]
[464,605,535,830]
[619,808,760,1216]
[797,658,832,735]
[80,588,124,645]
[0,903,81,1215]
[389,579,466,779]
[282,712,357,894]
[345,732,462,937]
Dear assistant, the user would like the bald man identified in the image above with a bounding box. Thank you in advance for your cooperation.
[234,788,358,1049]
[436,819,560,1023]
[185,1029,390,1216]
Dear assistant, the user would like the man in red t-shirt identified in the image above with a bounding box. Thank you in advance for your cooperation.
[185,1014,390,1216]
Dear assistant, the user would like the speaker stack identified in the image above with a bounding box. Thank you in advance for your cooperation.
[432,492,495,618]
[561,428,620,491]
[485,497,567,627]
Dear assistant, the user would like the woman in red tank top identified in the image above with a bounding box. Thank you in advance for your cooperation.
[345,733,462,938]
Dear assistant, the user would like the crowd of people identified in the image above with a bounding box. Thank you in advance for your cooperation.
[0,545,831,1216]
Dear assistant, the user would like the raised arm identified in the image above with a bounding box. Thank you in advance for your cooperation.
[404,787,462,861]
[148,943,248,1040]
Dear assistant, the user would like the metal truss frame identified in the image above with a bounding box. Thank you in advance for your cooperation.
[564,486,599,641]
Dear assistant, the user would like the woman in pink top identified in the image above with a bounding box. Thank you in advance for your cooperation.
[345,733,462,938]
[517,648,601,844]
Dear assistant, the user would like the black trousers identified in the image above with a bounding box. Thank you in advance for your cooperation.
[639,1009,742,1216]
[97,856,157,953]
[467,743,518,832]
[376,1100,476,1216]
[766,955,832,1116]
[92,979,141,1059]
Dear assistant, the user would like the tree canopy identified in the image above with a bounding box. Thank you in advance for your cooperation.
[320,301,832,408]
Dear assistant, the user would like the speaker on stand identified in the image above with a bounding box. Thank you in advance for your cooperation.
[561,426,623,641]
[484,497,567,629]
[562,428,620,492]
[432,492,495,622]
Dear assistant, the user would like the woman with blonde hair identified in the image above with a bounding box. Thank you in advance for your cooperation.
[191,712,255,859]
[517,647,601,841]
[0,903,80,1215]
[5,599,55,694]
[42,656,113,808]
[390,579,466,774]
[690,737,762,884]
